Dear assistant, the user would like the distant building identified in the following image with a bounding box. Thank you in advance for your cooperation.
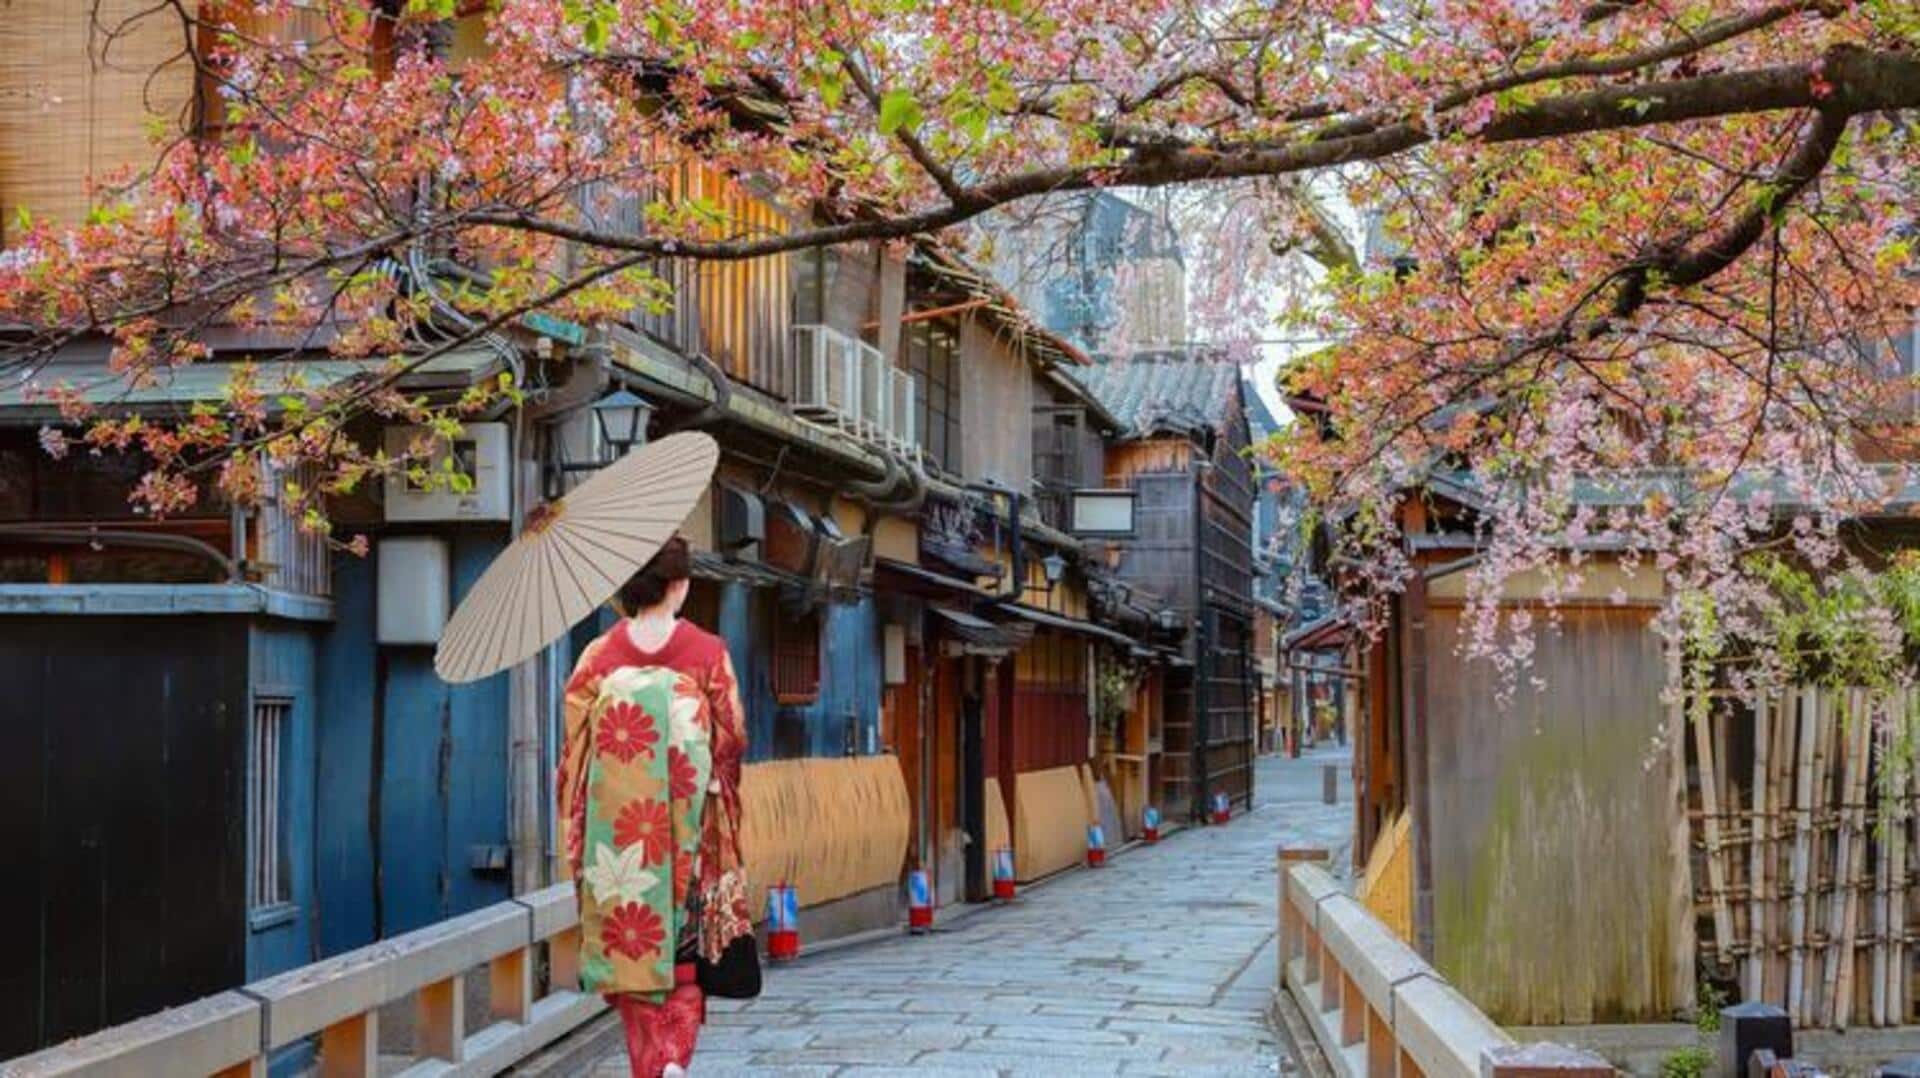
[988,191,1186,354]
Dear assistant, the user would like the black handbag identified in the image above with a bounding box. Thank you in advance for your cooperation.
[696,932,762,999]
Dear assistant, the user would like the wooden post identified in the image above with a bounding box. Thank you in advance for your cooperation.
[1365,1005,1393,1077]
[1320,938,1340,1013]
[416,976,465,1062]
[317,1013,377,1078]
[491,946,533,1025]
[550,925,584,990]
[1667,643,1699,1018]
[1339,974,1364,1046]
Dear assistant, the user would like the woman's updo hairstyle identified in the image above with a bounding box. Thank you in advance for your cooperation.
[615,535,691,615]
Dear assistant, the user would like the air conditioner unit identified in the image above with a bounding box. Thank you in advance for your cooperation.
[856,340,890,442]
[791,324,860,428]
[889,368,920,458]
[382,422,512,522]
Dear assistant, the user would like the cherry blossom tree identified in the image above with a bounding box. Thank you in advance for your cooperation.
[3,0,1920,690]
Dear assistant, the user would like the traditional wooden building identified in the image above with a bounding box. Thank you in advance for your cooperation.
[1078,353,1259,820]
[1335,472,1920,1031]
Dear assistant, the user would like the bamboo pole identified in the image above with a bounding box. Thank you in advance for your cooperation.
[1789,686,1818,1025]
[1896,688,1916,1023]
[1807,686,1838,1025]
[1768,688,1796,1003]
[1748,693,1773,1001]
[1873,701,1892,1028]
[1824,690,1870,1029]
[1695,689,1737,968]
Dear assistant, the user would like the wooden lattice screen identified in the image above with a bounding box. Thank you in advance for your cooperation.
[1689,685,1917,1028]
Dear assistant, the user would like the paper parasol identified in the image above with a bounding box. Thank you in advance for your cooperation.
[434,430,719,683]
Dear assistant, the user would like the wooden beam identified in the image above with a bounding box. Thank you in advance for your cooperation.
[865,297,991,330]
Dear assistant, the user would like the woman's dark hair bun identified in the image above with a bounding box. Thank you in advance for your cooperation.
[616,535,691,613]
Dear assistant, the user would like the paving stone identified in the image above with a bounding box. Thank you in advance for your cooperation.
[566,749,1352,1075]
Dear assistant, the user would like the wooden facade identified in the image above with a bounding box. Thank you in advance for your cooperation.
[1095,372,1259,819]
[1348,492,1920,1029]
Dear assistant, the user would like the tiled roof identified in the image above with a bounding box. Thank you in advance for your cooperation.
[1075,353,1243,439]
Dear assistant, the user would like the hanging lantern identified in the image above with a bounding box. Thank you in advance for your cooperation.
[1143,805,1161,843]
[767,883,801,960]
[907,869,934,932]
[1210,791,1231,825]
[992,847,1017,901]
[1086,823,1107,867]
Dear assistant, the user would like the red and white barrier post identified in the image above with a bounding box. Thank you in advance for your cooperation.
[906,868,934,932]
[767,883,801,960]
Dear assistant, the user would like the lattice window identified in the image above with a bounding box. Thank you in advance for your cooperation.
[248,697,292,912]
[772,613,822,705]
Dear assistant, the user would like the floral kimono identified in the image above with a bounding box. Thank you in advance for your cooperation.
[558,620,751,1001]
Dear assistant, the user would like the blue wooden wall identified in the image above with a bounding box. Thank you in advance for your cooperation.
[312,528,513,953]
[245,622,321,981]
[714,584,881,762]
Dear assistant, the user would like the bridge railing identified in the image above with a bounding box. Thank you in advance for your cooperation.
[1277,851,1615,1078]
[3,883,604,1078]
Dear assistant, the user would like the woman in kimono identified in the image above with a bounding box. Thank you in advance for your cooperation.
[556,537,752,1077]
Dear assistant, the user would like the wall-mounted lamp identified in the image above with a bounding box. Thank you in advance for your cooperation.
[591,388,654,456]
[1039,551,1067,592]
[546,389,656,499]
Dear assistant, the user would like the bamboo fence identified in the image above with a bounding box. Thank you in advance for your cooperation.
[1689,686,1918,1028]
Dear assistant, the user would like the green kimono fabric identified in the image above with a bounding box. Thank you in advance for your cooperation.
[575,666,712,999]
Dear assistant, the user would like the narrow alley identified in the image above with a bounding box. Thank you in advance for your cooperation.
[549,747,1353,1077]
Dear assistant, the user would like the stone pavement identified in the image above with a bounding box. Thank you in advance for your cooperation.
[584,746,1355,1077]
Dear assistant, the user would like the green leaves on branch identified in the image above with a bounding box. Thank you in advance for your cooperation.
[878,89,924,135]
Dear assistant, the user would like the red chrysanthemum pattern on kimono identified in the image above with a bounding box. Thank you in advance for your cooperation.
[602,902,665,961]
[595,701,658,764]
[667,746,698,800]
[614,798,674,866]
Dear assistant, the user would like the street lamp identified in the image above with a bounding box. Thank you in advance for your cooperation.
[591,388,654,456]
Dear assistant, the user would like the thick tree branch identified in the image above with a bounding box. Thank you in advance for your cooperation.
[466,47,1920,265]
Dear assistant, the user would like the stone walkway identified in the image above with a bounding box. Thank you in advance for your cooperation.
[586,746,1355,1077]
